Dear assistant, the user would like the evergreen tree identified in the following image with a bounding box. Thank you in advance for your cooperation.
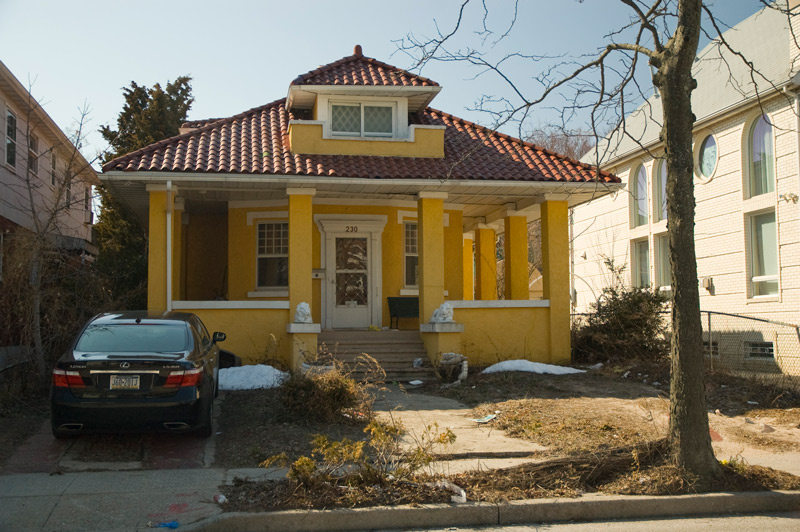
[96,77,193,309]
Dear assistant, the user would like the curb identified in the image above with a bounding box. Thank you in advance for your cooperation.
[184,490,800,531]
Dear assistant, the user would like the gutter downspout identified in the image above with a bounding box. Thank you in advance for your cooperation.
[166,180,173,312]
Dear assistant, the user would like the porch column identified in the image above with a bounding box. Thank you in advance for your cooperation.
[172,197,185,302]
[417,192,446,323]
[462,232,474,301]
[147,187,174,311]
[504,213,529,300]
[286,188,319,371]
[474,225,497,300]
[541,200,570,365]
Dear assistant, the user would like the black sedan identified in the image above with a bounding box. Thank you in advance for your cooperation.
[50,311,225,438]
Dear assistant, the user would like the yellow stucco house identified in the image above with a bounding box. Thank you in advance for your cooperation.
[101,46,621,374]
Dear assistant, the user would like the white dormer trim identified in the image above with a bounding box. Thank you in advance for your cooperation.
[316,94,409,139]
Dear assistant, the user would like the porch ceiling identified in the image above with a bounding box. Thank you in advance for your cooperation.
[102,172,622,232]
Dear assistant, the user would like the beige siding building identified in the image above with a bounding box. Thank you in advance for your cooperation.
[572,4,800,372]
[0,59,98,270]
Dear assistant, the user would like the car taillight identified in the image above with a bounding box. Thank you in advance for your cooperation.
[164,368,203,388]
[53,369,85,388]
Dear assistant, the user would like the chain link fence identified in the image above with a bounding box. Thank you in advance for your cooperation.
[571,310,800,390]
[695,311,800,390]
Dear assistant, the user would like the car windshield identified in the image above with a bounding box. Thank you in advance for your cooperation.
[76,324,189,353]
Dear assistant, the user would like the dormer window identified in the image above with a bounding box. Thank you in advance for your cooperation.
[331,102,394,137]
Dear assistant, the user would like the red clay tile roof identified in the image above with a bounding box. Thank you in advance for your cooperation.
[291,46,439,88]
[102,98,617,184]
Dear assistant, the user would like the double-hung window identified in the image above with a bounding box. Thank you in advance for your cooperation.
[257,222,289,288]
[6,109,17,167]
[750,211,777,296]
[28,133,39,175]
[404,222,419,287]
[50,155,57,186]
[331,103,394,137]
[633,239,650,288]
[655,234,670,290]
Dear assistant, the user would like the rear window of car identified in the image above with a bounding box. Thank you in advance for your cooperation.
[76,324,189,353]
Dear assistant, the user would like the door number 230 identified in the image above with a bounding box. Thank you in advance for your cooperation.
[345,226,359,233]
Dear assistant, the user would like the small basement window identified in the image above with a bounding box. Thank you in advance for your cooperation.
[746,341,774,359]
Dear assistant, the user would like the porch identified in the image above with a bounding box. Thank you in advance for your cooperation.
[138,182,574,373]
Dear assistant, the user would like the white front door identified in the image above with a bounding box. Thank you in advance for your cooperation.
[332,235,370,328]
[316,215,387,330]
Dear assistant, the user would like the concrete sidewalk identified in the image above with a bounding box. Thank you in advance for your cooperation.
[0,468,283,532]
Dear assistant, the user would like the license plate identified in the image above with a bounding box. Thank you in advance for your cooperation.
[110,374,140,390]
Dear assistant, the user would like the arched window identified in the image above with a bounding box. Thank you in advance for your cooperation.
[749,115,774,197]
[656,159,667,222]
[633,165,649,227]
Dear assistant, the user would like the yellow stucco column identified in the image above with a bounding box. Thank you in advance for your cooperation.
[474,225,497,301]
[541,200,570,365]
[462,232,474,301]
[287,188,318,371]
[147,189,169,311]
[288,189,315,314]
[417,192,446,323]
[172,200,184,302]
[504,214,529,300]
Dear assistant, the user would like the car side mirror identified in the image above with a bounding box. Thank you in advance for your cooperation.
[212,332,226,344]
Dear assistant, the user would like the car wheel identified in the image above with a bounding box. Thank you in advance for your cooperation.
[196,396,214,438]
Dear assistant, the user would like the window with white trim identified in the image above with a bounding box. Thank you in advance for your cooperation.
[64,180,71,210]
[633,239,650,288]
[749,211,777,297]
[6,109,17,167]
[404,222,418,287]
[655,159,667,222]
[50,154,57,186]
[655,234,670,289]
[748,115,774,197]
[27,133,38,175]
[331,102,394,137]
[257,222,288,288]
[632,164,649,227]
[698,134,717,178]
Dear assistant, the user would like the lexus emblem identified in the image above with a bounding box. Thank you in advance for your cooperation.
[120,362,131,369]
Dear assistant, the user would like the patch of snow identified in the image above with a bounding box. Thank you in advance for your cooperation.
[481,360,586,376]
[219,364,288,391]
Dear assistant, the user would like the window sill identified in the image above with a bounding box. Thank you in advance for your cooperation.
[746,295,779,304]
[248,289,288,298]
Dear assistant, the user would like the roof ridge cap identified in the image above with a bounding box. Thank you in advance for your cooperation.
[102,98,287,172]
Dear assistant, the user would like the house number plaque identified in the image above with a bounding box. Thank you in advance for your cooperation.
[345,226,359,233]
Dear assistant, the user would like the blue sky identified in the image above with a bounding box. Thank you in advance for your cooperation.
[0,0,765,167]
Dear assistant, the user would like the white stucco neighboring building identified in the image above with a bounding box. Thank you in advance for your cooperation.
[572,3,800,335]
[0,59,98,272]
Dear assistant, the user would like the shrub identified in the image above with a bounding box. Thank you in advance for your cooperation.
[281,360,378,423]
[572,282,669,364]
[261,419,456,488]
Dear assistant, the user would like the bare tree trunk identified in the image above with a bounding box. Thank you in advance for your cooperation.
[654,0,719,479]
[29,250,48,381]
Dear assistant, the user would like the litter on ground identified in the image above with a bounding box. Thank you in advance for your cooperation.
[472,413,497,424]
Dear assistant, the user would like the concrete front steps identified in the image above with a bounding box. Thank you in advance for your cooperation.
[317,330,437,383]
